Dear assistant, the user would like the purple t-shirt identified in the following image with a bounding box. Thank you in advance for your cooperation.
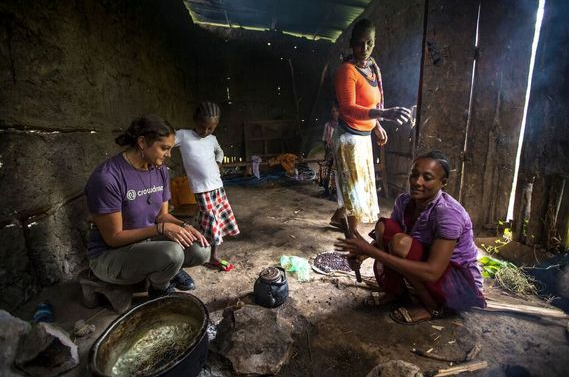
[84,153,171,258]
[391,191,484,290]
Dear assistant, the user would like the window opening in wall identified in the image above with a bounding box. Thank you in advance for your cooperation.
[458,2,481,203]
[507,0,546,220]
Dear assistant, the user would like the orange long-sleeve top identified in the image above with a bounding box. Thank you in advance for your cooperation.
[335,62,382,132]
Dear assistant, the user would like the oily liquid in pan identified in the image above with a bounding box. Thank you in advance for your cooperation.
[111,317,198,377]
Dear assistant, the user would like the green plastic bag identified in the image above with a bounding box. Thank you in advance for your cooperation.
[280,255,311,282]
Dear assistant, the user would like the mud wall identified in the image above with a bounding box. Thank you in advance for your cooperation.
[515,0,569,250]
[460,0,538,230]
[309,0,425,195]
[318,0,543,234]
[0,0,330,311]
[416,0,556,235]
[415,0,479,197]
[185,26,331,160]
[0,0,199,311]
[416,0,539,233]
[366,0,425,195]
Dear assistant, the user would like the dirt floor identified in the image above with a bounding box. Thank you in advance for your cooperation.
[14,183,569,377]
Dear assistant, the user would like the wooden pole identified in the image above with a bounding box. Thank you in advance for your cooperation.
[308,63,329,124]
[288,58,300,127]
[430,360,488,376]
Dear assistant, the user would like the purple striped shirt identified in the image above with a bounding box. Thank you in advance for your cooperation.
[391,190,483,290]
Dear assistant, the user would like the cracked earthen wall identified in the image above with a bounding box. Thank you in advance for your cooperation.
[0,0,199,310]
[0,0,331,311]
[317,0,567,242]
[515,0,569,249]
[310,0,425,194]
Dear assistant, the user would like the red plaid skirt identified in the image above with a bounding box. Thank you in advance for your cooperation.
[195,187,240,246]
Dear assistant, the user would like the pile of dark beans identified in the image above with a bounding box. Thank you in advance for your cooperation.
[313,252,352,273]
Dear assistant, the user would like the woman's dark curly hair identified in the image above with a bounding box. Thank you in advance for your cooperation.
[414,150,451,179]
[351,18,375,43]
[115,114,175,147]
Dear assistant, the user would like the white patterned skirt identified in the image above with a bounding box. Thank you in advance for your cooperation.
[333,130,379,224]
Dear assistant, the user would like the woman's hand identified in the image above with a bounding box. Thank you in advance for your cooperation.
[163,223,209,248]
[379,107,412,125]
[373,124,388,146]
[334,230,377,257]
[347,254,368,272]
[183,224,210,248]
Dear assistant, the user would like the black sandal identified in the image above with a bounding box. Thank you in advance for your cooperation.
[172,270,196,291]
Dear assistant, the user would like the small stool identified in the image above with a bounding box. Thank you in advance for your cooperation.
[79,270,136,314]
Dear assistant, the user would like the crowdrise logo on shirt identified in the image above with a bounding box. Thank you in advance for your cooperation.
[126,185,164,201]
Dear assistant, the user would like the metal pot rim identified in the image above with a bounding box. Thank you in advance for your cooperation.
[89,293,209,377]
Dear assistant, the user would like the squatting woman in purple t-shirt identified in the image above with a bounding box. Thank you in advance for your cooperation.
[335,150,485,324]
[85,115,210,298]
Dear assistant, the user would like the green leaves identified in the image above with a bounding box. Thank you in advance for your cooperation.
[479,254,537,297]
[503,227,512,241]
[479,256,515,278]
[481,224,512,255]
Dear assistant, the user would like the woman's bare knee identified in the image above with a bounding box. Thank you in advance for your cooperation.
[375,221,385,244]
[389,233,412,258]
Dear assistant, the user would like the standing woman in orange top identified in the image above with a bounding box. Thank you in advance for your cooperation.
[331,18,412,234]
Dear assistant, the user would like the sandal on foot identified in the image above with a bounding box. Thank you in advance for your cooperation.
[389,306,437,325]
[206,259,235,272]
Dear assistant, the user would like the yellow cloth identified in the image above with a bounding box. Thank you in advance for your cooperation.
[170,176,196,206]
[269,153,299,174]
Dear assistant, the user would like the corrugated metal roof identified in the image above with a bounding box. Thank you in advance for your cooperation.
[183,0,372,41]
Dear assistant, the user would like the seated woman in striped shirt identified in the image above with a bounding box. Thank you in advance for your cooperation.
[335,151,486,324]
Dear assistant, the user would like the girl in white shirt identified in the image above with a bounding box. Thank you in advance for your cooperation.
[175,102,239,271]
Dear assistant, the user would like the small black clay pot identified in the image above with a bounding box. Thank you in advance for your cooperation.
[253,267,289,308]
